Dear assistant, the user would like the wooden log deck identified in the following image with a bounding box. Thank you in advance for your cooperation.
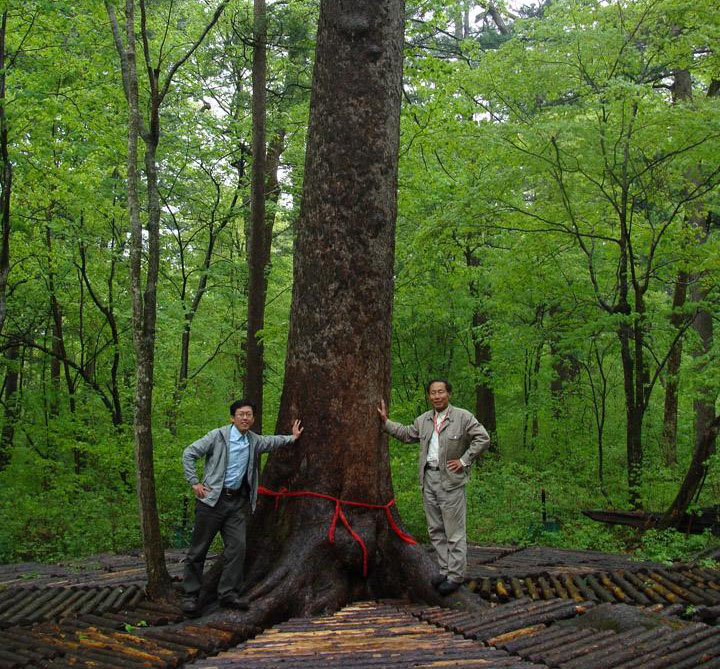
[0,545,717,668]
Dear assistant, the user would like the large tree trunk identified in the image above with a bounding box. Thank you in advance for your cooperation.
[244,0,438,620]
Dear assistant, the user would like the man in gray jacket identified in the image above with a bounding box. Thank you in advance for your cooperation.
[378,379,490,595]
[181,399,303,614]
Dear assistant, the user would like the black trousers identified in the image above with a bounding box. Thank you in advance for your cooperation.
[182,493,249,599]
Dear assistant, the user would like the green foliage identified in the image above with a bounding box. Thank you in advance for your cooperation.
[633,529,719,566]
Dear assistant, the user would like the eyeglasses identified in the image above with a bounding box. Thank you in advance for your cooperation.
[235,412,254,418]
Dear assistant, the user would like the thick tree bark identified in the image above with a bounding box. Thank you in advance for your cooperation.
[243,0,438,619]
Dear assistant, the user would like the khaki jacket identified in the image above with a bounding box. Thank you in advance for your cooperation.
[182,425,295,510]
[384,404,490,490]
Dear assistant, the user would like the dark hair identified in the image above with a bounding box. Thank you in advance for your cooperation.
[426,378,452,394]
[230,399,256,416]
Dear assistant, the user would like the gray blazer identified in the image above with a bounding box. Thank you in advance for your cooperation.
[182,425,295,511]
[384,404,490,490]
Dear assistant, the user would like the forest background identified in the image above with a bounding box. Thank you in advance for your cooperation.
[0,0,718,566]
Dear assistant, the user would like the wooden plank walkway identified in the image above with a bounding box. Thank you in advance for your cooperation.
[408,598,720,668]
[465,545,664,578]
[188,601,543,668]
[0,550,195,590]
[0,546,718,667]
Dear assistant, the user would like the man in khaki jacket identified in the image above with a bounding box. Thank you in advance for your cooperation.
[378,379,490,595]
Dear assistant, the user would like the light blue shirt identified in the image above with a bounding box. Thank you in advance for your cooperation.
[224,425,250,489]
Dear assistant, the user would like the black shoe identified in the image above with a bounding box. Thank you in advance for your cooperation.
[431,574,447,588]
[437,579,462,596]
[181,596,200,616]
[219,594,249,610]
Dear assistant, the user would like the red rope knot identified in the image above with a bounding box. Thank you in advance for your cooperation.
[258,485,417,577]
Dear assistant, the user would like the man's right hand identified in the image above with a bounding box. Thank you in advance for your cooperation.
[192,483,209,499]
[377,399,388,423]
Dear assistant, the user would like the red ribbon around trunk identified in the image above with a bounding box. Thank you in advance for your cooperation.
[258,485,417,576]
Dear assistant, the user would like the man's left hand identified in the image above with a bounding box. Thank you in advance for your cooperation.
[446,459,464,472]
[291,419,304,440]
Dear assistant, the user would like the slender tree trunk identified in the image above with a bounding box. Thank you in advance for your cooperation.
[0,337,19,470]
[549,306,579,428]
[473,308,497,445]
[245,0,269,430]
[678,208,716,510]
[122,0,171,599]
[531,346,541,441]
[661,272,687,465]
[616,205,645,508]
[691,300,715,458]
[46,226,77,416]
[78,238,123,426]
[465,247,497,447]
[584,341,609,489]
[660,70,694,466]
[660,415,720,530]
[0,11,11,338]
[619,315,645,509]
[110,5,228,538]
[659,80,719,525]
[522,343,541,449]
[244,0,438,620]
[687,80,717,467]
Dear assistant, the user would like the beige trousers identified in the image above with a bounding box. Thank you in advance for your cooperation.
[422,469,467,583]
